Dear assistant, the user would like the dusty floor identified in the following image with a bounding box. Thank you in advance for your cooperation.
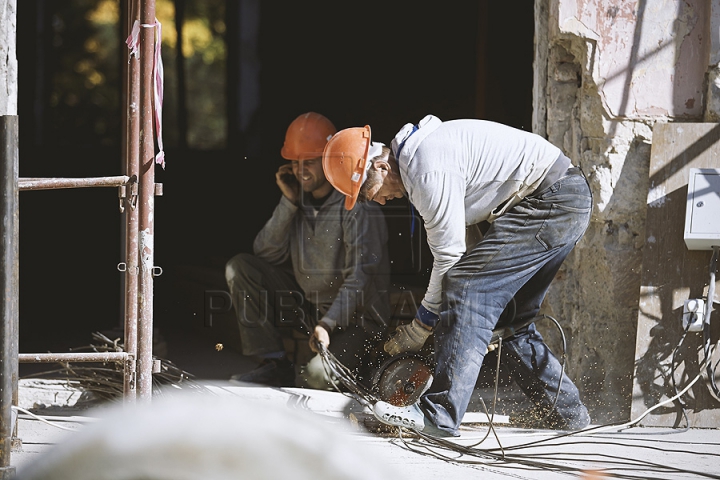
[10,379,720,480]
[11,264,720,479]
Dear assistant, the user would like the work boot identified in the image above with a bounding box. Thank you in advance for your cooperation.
[230,357,295,387]
[373,401,425,430]
[372,401,460,438]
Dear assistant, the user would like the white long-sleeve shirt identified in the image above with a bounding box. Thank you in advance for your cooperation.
[391,115,561,314]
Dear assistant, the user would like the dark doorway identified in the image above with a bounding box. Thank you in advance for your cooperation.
[16,1,535,375]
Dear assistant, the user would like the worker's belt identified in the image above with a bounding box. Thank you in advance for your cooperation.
[530,153,574,197]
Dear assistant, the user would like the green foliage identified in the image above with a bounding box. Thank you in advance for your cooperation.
[43,0,227,151]
[46,0,120,149]
[157,0,227,150]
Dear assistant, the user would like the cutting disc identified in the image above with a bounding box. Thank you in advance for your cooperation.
[373,354,433,407]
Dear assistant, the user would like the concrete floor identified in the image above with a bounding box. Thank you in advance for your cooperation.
[11,266,720,479]
[9,380,720,480]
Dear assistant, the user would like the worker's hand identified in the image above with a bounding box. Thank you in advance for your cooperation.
[276,163,300,204]
[309,324,331,353]
[384,319,432,356]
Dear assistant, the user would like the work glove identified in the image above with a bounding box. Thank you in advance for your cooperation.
[384,319,432,356]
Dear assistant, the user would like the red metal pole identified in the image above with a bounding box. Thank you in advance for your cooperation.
[18,352,128,363]
[18,176,130,191]
[137,0,157,402]
[123,0,141,403]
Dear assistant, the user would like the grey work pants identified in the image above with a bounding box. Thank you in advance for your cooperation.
[225,253,382,389]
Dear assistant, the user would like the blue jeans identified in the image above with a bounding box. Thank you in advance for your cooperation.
[420,168,593,435]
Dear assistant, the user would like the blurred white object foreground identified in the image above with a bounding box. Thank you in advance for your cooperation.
[16,386,401,480]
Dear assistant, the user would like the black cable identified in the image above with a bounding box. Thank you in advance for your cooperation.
[703,246,719,400]
[390,316,597,473]
[398,431,720,479]
[533,313,567,425]
[315,340,379,408]
[669,321,691,431]
[499,437,720,458]
[392,319,718,478]
[314,326,719,479]
[395,434,697,480]
[712,351,720,395]
[465,336,505,449]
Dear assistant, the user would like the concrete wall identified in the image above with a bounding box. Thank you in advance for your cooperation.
[632,123,720,427]
[0,0,17,116]
[534,0,716,424]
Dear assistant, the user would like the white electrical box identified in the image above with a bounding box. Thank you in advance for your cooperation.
[684,168,720,250]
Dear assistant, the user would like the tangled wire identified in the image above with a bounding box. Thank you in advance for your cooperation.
[21,332,207,403]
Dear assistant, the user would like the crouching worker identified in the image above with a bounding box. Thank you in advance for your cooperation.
[322,115,592,436]
[225,112,391,389]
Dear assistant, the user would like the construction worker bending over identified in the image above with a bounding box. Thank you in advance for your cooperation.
[322,114,592,436]
[225,112,390,389]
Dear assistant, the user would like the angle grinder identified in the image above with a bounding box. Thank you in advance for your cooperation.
[371,299,537,407]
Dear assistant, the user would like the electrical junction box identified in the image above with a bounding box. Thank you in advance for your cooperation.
[684,168,720,250]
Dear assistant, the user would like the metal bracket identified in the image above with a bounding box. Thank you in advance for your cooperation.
[117,262,140,275]
[127,175,138,211]
[125,354,137,391]
[118,185,127,213]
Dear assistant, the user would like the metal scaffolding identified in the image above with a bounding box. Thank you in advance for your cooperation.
[0,0,161,472]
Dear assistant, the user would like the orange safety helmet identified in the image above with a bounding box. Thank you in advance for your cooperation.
[322,125,372,210]
[280,112,337,161]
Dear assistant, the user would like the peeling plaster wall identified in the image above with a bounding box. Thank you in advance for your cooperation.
[705,1,720,120]
[554,0,708,118]
[535,0,713,424]
[0,0,18,116]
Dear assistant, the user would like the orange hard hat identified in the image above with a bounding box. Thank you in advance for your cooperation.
[322,126,372,210]
[280,112,337,161]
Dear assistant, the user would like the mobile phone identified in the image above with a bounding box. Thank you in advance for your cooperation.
[281,173,299,186]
